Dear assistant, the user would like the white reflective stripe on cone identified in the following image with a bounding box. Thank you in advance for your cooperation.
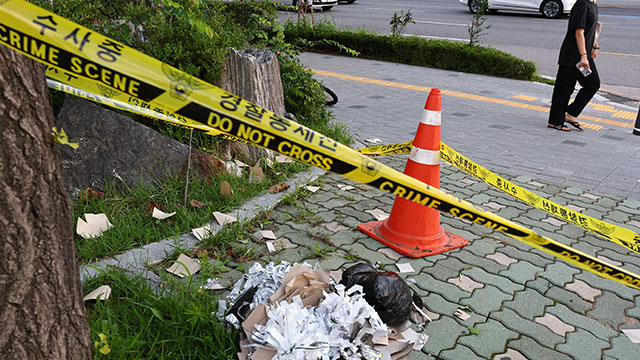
[409,146,440,165]
[420,109,441,126]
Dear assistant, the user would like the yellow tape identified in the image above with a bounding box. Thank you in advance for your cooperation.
[356,141,413,156]
[440,143,640,256]
[3,0,639,289]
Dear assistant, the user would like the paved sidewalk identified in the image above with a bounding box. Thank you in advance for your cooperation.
[301,52,640,200]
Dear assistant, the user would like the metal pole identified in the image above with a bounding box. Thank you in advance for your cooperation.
[634,104,640,136]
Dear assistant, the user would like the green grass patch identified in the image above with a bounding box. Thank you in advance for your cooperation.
[74,160,307,263]
[85,269,238,359]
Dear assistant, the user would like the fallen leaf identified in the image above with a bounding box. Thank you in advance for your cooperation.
[78,188,105,204]
[468,327,481,335]
[146,201,161,215]
[220,181,233,198]
[267,183,290,194]
[190,199,207,208]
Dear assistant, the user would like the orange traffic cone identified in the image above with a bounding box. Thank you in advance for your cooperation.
[358,88,468,258]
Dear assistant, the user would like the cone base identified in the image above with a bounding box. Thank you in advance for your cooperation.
[358,219,468,258]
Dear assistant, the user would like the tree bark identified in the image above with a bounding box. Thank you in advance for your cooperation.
[0,47,92,358]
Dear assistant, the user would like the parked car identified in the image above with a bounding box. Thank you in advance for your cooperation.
[460,0,576,19]
[292,0,338,11]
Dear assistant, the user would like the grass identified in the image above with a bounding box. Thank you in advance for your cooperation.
[73,160,308,263]
[84,269,238,359]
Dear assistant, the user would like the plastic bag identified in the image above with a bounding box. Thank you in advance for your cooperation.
[340,263,413,326]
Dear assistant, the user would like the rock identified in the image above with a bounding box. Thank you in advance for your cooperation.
[56,96,190,197]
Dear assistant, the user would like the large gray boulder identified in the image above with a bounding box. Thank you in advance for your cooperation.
[56,96,190,197]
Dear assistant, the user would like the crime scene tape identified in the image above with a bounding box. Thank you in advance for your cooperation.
[355,140,640,257]
[3,0,639,289]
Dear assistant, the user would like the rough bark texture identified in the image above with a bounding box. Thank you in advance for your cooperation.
[0,47,92,358]
[217,48,285,164]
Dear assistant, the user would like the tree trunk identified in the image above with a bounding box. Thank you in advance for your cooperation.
[0,47,92,358]
[217,48,285,164]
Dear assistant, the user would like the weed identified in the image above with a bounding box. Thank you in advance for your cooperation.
[468,0,492,47]
[307,243,334,259]
[390,8,415,37]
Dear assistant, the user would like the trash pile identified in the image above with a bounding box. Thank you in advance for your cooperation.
[219,262,429,359]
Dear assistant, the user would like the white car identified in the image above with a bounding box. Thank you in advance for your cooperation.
[460,0,576,18]
[292,0,338,11]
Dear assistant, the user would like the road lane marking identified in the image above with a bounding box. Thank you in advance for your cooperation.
[404,33,467,42]
[311,69,633,129]
[513,94,539,101]
[600,51,640,58]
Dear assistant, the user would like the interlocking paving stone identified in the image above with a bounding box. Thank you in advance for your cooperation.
[452,250,510,274]
[587,291,634,329]
[329,230,364,247]
[460,285,513,316]
[541,217,567,227]
[483,201,507,210]
[546,303,617,341]
[486,252,517,267]
[581,193,603,200]
[497,246,555,267]
[499,261,544,285]
[492,308,565,347]
[377,247,404,261]
[566,203,587,212]
[546,287,594,315]
[464,238,504,257]
[439,345,484,360]
[575,271,639,301]
[534,313,575,336]
[504,288,554,319]
[447,274,484,293]
[507,335,573,360]
[407,351,435,360]
[556,328,609,360]
[540,262,581,286]
[322,222,349,232]
[492,348,528,360]
[457,319,518,359]
[422,316,468,356]
[340,242,396,265]
[429,257,469,281]
[565,279,602,302]
[423,293,484,326]
[410,272,473,303]
[462,267,524,295]
[602,332,640,360]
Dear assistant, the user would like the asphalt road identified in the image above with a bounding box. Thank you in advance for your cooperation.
[280,0,640,102]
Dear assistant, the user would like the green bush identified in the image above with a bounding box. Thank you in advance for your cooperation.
[284,21,537,81]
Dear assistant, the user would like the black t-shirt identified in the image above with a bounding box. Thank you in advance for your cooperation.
[558,0,598,66]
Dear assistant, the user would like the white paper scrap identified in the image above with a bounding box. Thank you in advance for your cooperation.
[201,278,225,290]
[454,309,471,321]
[365,208,390,221]
[166,254,201,278]
[337,184,355,191]
[396,263,415,274]
[192,224,215,241]
[306,185,320,193]
[622,329,640,343]
[266,241,277,253]
[253,230,276,241]
[83,285,111,301]
[76,213,113,239]
[152,207,176,220]
[275,154,293,164]
[365,138,382,143]
[213,211,236,226]
[235,159,248,168]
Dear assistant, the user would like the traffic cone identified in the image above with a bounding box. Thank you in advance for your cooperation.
[358,88,468,258]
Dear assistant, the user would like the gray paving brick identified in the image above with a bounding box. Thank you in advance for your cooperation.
[452,250,509,274]
[602,332,640,360]
[429,257,470,281]
[557,328,609,360]
[492,308,565,347]
[499,261,544,285]
[422,316,468,356]
[507,335,573,360]
[496,246,555,267]
[587,291,634,329]
[410,272,473,303]
[457,319,518,359]
[504,288,554,319]
[439,345,484,360]
[545,286,594,315]
[462,267,524,295]
[460,285,513,316]
[540,262,581,286]
[464,238,505,257]
[574,271,640,301]
[546,303,617,341]
[526,277,552,294]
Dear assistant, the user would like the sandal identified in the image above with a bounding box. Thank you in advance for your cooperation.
[565,119,584,131]
[548,124,571,131]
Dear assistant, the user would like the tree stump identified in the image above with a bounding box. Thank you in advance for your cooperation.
[217,48,285,165]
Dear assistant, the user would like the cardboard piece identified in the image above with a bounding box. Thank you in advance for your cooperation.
[366,208,390,221]
[152,207,176,220]
[165,253,201,278]
[337,184,355,191]
[266,241,276,252]
[192,224,215,241]
[83,285,111,301]
[306,185,320,193]
[253,230,276,241]
[213,211,236,226]
[220,181,233,198]
[396,263,415,274]
[76,213,113,239]
[249,166,264,183]
[329,269,344,283]
[275,154,293,164]
[454,309,471,321]
[622,329,640,343]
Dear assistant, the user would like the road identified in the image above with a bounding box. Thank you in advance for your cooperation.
[279,0,640,102]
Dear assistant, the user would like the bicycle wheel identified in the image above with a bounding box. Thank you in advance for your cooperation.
[323,86,338,106]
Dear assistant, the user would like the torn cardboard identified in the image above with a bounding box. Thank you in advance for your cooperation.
[76,213,113,239]
[166,253,201,278]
